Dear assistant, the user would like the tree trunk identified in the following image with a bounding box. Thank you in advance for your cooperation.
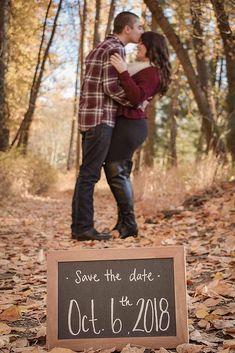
[105,0,116,36]
[93,0,101,47]
[211,0,235,160]
[211,0,235,112]
[66,62,78,170]
[190,0,219,152]
[168,82,180,167]
[67,1,80,171]
[0,0,10,151]
[133,147,142,175]
[143,96,158,167]
[11,0,63,154]
[143,15,159,167]
[144,0,224,153]
[75,0,87,174]
[190,0,208,90]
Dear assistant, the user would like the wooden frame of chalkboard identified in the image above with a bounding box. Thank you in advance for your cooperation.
[47,246,188,350]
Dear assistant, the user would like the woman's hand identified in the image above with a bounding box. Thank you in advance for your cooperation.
[110,53,127,74]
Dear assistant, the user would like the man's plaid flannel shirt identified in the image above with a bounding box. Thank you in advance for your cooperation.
[78,35,131,131]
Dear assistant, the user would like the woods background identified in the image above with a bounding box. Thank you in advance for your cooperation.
[0,0,234,198]
[0,3,235,351]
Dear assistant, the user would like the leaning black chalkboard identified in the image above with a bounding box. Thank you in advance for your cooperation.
[47,246,188,350]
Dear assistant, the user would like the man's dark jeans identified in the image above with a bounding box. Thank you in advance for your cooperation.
[71,124,113,234]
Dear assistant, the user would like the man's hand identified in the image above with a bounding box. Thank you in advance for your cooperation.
[110,53,127,74]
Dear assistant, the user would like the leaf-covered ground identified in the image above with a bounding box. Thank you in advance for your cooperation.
[0,181,235,353]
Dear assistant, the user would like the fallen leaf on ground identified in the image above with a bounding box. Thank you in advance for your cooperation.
[0,322,11,334]
[36,325,46,338]
[176,343,204,353]
[100,347,116,353]
[198,319,210,329]
[11,337,28,349]
[121,344,145,353]
[195,309,209,319]
[223,340,235,348]
[217,349,230,353]
[212,320,235,329]
[203,298,222,307]
[0,335,10,348]
[158,348,170,353]
[0,305,21,321]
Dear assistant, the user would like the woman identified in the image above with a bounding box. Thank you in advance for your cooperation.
[104,31,171,239]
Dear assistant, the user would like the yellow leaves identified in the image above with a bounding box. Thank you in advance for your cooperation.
[204,313,219,321]
[0,305,22,321]
[195,309,218,323]
[213,272,224,280]
[0,322,11,334]
[195,309,209,319]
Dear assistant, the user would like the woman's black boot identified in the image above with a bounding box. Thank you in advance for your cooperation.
[104,160,138,238]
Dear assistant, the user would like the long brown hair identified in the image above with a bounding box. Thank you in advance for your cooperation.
[141,31,171,96]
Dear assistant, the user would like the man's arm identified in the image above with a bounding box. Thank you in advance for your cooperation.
[102,48,133,107]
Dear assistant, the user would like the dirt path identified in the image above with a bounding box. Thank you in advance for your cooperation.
[0,182,235,352]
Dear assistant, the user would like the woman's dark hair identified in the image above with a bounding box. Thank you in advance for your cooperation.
[141,31,171,96]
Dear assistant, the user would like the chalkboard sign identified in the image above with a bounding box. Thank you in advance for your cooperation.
[47,246,188,350]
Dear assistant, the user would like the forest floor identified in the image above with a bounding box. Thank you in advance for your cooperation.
[0,175,235,353]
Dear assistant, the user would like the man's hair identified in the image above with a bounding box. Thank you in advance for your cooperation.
[113,11,139,34]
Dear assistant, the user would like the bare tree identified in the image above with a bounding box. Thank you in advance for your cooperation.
[143,16,159,167]
[93,0,101,47]
[190,0,208,92]
[143,97,158,167]
[11,0,63,153]
[211,0,235,113]
[67,0,80,171]
[75,0,87,174]
[0,0,10,151]
[168,81,180,167]
[211,0,235,160]
[105,0,116,36]
[190,0,219,154]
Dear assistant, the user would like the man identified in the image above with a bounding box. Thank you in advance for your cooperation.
[71,12,143,241]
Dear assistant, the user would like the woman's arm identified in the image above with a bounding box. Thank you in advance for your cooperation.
[102,49,132,107]
[110,53,160,106]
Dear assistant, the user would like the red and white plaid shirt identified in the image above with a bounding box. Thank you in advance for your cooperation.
[78,35,131,131]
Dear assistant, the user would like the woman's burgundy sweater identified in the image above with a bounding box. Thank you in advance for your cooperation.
[117,66,161,119]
